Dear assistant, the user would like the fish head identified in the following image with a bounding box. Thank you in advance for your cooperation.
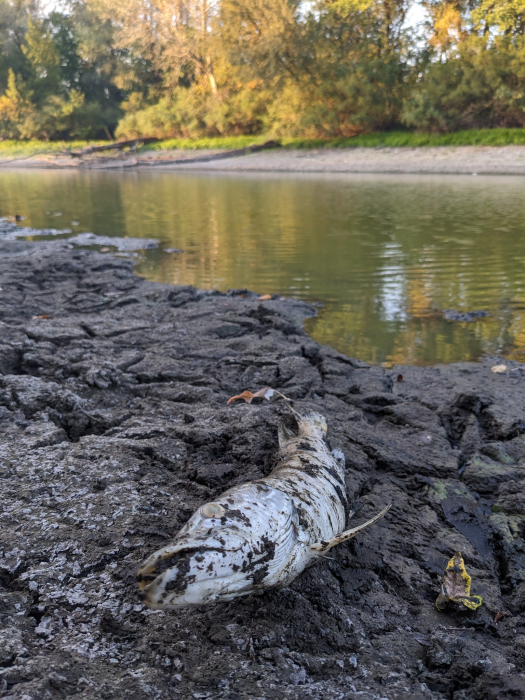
[137,484,298,609]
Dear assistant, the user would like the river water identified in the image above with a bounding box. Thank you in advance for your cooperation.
[2,168,525,366]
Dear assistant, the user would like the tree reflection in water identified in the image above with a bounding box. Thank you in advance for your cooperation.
[1,170,524,366]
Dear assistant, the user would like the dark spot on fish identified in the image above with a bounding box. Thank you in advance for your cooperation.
[297,441,313,451]
[332,483,350,521]
[217,537,226,545]
[232,564,240,572]
[153,554,181,576]
[333,482,348,506]
[296,489,314,507]
[146,546,223,583]
[252,564,269,585]
[161,552,194,594]
[207,562,214,572]
[301,462,320,478]
[294,505,309,530]
[165,573,196,593]
[220,509,251,526]
[241,536,276,573]
[325,466,345,487]
[261,535,276,561]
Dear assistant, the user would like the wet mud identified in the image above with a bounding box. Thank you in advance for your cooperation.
[0,236,524,699]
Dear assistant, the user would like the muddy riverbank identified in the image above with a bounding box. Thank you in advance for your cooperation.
[1,236,524,699]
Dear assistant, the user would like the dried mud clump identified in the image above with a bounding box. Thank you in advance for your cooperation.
[0,237,525,700]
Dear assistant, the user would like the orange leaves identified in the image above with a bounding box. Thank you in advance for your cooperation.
[32,314,51,320]
[227,387,275,405]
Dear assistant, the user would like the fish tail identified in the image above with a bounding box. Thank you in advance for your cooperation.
[297,411,328,437]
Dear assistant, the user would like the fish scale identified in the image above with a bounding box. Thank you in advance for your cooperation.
[137,411,390,608]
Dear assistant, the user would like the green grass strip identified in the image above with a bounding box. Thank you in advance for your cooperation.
[0,140,101,157]
[281,128,525,149]
[1,128,525,158]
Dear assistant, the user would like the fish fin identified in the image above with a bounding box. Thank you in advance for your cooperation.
[310,504,391,553]
[278,420,297,448]
[297,411,327,437]
[331,447,345,469]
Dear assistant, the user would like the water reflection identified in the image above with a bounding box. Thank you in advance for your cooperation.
[1,169,525,366]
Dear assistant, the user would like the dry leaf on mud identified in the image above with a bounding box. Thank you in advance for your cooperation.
[32,314,51,320]
[494,610,510,624]
[435,552,483,612]
[227,387,275,405]
[491,364,507,374]
[258,294,272,301]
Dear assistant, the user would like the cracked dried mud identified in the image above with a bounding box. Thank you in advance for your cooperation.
[0,228,524,699]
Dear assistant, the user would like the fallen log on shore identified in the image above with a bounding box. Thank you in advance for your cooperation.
[138,138,282,166]
[67,137,160,157]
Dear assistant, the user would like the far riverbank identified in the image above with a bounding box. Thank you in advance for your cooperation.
[2,144,525,174]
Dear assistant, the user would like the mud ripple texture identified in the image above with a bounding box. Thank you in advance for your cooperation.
[0,235,524,700]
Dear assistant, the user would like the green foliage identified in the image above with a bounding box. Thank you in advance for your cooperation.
[0,69,33,138]
[471,0,525,35]
[0,2,123,139]
[1,0,525,140]
[402,36,525,131]
[116,80,269,139]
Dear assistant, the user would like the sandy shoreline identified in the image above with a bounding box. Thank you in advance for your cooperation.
[3,144,525,174]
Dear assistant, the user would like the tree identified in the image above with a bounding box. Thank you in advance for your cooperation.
[0,67,33,136]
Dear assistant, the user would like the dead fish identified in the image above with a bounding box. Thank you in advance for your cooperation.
[137,411,390,608]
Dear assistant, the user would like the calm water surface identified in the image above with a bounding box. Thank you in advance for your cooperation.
[2,168,525,366]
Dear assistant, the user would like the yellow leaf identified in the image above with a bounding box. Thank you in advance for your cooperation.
[435,552,483,612]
